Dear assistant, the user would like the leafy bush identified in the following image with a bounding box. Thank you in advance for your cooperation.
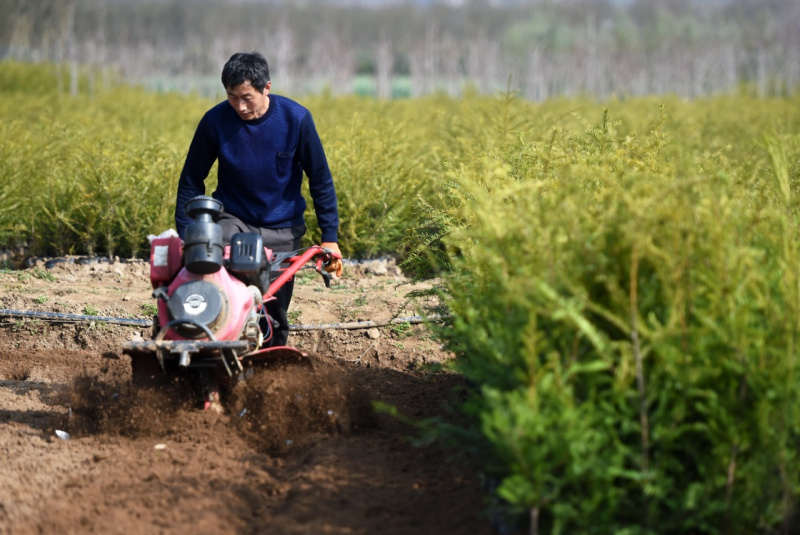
[302,95,443,257]
[0,62,202,257]
[419,104,800,533]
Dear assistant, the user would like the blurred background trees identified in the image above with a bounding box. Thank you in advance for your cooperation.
[0,0,797,100]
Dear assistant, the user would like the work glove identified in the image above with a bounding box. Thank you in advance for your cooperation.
[320,241,343,277]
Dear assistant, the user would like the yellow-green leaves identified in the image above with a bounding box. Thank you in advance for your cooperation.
[423,101,800,532]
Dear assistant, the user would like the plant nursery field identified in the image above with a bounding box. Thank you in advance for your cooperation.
[2,61,800,533]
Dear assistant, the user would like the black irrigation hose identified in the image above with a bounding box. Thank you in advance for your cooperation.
[0,309,444,331]
[0,309,151,327]
[288,315,444,331]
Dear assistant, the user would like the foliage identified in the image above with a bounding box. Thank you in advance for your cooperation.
[301,95,441,257]
[4,60,800,533]
[0,62,443,259]
[32,268,55,282]
[139,303,158,317]
[415,100,800,532]
[82,305,99,316]
[0,61,200,258]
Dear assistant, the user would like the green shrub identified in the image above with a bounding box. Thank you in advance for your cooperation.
[422,108,800,533]
[0,62,203,257]
[302,96,441,257]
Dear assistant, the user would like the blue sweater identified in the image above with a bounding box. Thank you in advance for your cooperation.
[175,95,339,242]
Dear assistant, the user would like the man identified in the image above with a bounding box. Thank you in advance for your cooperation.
[175,51,342,347]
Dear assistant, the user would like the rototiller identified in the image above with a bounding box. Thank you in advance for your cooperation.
[122,195,339,410]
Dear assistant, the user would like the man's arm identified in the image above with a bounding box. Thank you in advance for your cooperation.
[297,112,342,275]
[175,115,218,238]
[297,112,339,244]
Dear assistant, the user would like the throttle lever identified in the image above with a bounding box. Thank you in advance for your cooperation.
[315,256,332,288]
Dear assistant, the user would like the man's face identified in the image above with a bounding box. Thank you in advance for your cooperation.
[226,81,271,121]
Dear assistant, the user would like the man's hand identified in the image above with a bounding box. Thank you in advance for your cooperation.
[320,242,343,277]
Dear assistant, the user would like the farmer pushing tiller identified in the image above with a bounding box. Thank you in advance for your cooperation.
[174,51,343,349]
[125,51,343,410]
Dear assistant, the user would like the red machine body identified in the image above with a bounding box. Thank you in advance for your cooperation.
[149,235,183,287]
[122,196,339,408]
[156,249,256,343]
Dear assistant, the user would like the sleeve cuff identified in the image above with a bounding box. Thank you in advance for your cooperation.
[320,229,338,243]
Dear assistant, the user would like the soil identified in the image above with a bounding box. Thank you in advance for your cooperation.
[0,256,495,535]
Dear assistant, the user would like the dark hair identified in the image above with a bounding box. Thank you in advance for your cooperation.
[221,52,270,91]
